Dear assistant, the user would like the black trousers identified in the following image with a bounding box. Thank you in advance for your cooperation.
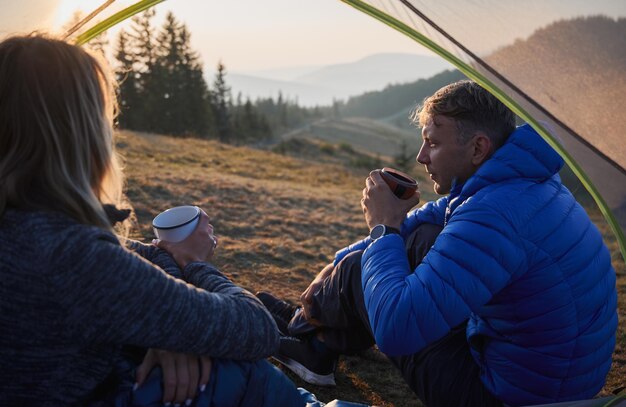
[289,224,502,407]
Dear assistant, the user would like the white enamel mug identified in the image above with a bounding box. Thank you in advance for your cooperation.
[152,205,201,243]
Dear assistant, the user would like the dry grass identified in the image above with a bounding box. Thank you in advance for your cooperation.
[118,130,625,405]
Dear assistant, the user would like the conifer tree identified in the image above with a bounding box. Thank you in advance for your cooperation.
[211,62,233,143]
[256,109,272,140]
[242,99,258,141]
[277,92,288,128]
[129,9,156,75]
[153,12,212,137]
[127,9,158,130]
[232,93,244,140]
[152,12,183,134]
[114,10,215,137]
[114,29,139,129]
[176,24,213,136]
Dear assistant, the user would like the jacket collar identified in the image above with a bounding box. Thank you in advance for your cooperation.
[444,124,564,222]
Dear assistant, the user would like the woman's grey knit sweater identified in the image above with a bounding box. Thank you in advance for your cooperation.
[0,209,279,405]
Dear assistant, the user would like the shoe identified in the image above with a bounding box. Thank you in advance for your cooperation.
[273,335,337,387]
[256,291,298,335]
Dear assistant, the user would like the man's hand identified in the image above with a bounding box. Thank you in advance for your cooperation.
[135,349,211,405]
[300,263,334,321]
[362,170,420,230]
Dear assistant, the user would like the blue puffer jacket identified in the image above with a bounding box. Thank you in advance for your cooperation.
[336,124,618,405]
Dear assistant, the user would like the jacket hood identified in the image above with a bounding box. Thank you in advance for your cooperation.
[458,123,565,199]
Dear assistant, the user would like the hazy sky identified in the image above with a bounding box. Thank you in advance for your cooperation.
[155,0,433,71]
[2,0,624,72]
[2,0,431,72]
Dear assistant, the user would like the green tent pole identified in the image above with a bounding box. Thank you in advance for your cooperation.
[75,0,166,45]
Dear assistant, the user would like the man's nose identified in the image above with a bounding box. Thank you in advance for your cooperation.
[417,145,429,165]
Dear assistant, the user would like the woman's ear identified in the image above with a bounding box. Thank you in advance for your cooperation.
[471,132,493,166]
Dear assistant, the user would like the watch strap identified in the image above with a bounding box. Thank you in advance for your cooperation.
[384,226,400,235]
[370,224,401,240]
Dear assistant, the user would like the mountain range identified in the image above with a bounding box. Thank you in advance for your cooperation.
[217,53,452,106]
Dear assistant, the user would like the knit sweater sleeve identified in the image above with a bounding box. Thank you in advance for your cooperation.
[50,226,279,360]
[125,239,182,279]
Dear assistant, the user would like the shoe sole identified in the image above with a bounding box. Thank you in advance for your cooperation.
[272,355,336,387]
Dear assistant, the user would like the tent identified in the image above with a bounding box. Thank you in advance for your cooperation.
[2,0,623,262]
[1,1,625,405]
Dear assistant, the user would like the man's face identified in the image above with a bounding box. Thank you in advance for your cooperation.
[416,115,476,195]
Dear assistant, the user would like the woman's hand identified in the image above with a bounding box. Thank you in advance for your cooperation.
[154,210,218,269]
[135,348,211,405]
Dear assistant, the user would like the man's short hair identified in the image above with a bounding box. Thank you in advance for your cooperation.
[412,80,516,149]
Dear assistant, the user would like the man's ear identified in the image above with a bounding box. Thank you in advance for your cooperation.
[471,132,493,166]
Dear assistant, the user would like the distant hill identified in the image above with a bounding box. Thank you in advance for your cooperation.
[337,69,466,128]
[280,117,418,158]
[227,73,335,106]
[240,64,322,82]
[295,53,452,97]
[224,53,452,106]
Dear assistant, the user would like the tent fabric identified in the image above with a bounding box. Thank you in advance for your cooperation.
[341,0,626,260]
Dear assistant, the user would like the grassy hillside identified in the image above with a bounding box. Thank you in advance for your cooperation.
[118,130,625,405]
[277,117,419,159]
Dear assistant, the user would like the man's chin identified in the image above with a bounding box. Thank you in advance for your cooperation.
[433,183,451,196]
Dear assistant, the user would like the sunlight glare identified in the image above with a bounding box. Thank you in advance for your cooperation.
[52,0,132,33]
[0,0,59,36]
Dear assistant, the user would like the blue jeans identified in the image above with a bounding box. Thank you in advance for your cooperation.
[88,357,305,407]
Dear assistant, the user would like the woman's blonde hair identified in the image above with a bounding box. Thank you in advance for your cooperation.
[0,34,124,229]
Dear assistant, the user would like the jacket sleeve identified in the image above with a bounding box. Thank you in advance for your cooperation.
[333,237,371,266]
[50,228,279,361]
[401,197,448,234]
[361,202,527,356]
[334,197,449,266]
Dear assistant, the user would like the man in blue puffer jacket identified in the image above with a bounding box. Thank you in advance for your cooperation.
[260,80,618,406]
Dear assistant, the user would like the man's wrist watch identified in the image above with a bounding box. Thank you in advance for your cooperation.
[370,224,401,240]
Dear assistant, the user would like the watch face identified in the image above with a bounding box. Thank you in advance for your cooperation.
[370,224,385,240]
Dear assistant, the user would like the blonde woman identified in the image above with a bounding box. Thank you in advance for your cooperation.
[0,35,305,407]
